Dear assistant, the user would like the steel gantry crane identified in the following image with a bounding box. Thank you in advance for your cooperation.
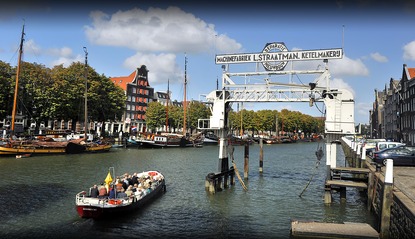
[198,63,355,181]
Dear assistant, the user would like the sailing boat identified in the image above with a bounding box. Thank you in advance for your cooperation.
[138,55,202,148]
[66,47,111,153]
[0,24,68,156]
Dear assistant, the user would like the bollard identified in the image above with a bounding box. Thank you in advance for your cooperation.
[361,145,366,160]
[380,159,393,239]
[360,145,366,168]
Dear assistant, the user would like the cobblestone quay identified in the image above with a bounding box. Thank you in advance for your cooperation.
[341,139,415,239]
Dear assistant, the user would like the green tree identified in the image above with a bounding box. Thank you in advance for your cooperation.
[145,101,166,132]
[254,109,277,135]
[187,101,210,134]
[48,62,125,128]
[0,60,126,130]
[168,102,183,132]
[0,61,14,120]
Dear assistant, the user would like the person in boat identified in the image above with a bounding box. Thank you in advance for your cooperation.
[134,185,144,197]
[122,174,130,190]
[89,185,99,198]
[115,178,123,192]
[131,183,138,193]
[117,188,127,198]
[108,185,116,199]
[98,184,107,199]
[131,173,138,186]
[125,185,133,197]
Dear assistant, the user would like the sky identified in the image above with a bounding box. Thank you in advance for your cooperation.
[1,0,415,125]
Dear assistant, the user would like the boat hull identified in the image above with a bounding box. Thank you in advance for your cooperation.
[76,171,165,219]
[0,145,66,155]
[84,144,112,153]
[137,135,200,148]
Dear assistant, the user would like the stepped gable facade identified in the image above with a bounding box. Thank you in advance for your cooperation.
[111,65,154,132]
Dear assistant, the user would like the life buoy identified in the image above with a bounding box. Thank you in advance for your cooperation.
[148,171,158,176]
[108,199,121,205]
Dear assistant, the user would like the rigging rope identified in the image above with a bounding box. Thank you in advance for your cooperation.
[299,139,324,198]
[228,145,248,191]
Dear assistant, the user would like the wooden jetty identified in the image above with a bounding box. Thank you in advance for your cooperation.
[291,220,379,239]
[324,166,370,204]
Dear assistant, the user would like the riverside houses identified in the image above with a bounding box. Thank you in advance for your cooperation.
[370,64,415,145]
[111,65,154,134]
[0,64,182,138]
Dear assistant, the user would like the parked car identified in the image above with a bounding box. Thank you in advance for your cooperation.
[372,146,415,166]
[362,138,386,155]
[367,141,405,157]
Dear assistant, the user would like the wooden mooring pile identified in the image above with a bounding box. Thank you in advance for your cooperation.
[205,139,263,194]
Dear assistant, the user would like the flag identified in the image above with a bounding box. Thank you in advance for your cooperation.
[105,171,113,184]
[104,170,113,192]
[131,126,137,131]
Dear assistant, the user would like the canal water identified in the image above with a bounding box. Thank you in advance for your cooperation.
[0,142,376,239]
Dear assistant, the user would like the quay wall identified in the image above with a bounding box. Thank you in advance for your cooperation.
[340,138,415,239]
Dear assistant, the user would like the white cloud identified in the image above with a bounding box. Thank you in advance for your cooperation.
[24,39,42,55]
[85,6,242,54]
[330,55,369,76]
[84,6,242,87]
[47,47,74,58]
[287,53,369,78]
[370,52,388,62]
[317,77,356,97]
[403,41,415,61]
[123,52,182,85]
[50,55,83,68]
[46,47,82,67]
[23,39,81,68]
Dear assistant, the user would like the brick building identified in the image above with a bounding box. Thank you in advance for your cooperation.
[111,65,154,133]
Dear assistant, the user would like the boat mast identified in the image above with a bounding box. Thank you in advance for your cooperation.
[166,78,169,132]
[83,47,88,140]
[183,54,187,135]
[11,23,25,137]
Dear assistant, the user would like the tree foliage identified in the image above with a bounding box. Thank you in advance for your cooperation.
[229,107,324,136]
[0,60,125,129]
[145,101,166,132]
[187,101,210,133]
[0,61,14,120]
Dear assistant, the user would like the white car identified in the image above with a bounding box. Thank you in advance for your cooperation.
[363,138,386,155]
[368,141,405,156]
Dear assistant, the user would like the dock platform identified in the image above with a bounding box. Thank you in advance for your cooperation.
[331,167,370,174]
[291,220,379,239]
[326,180,368,189]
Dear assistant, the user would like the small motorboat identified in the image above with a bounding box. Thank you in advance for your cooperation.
[16,153,31,159]
[75,168,166,219]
